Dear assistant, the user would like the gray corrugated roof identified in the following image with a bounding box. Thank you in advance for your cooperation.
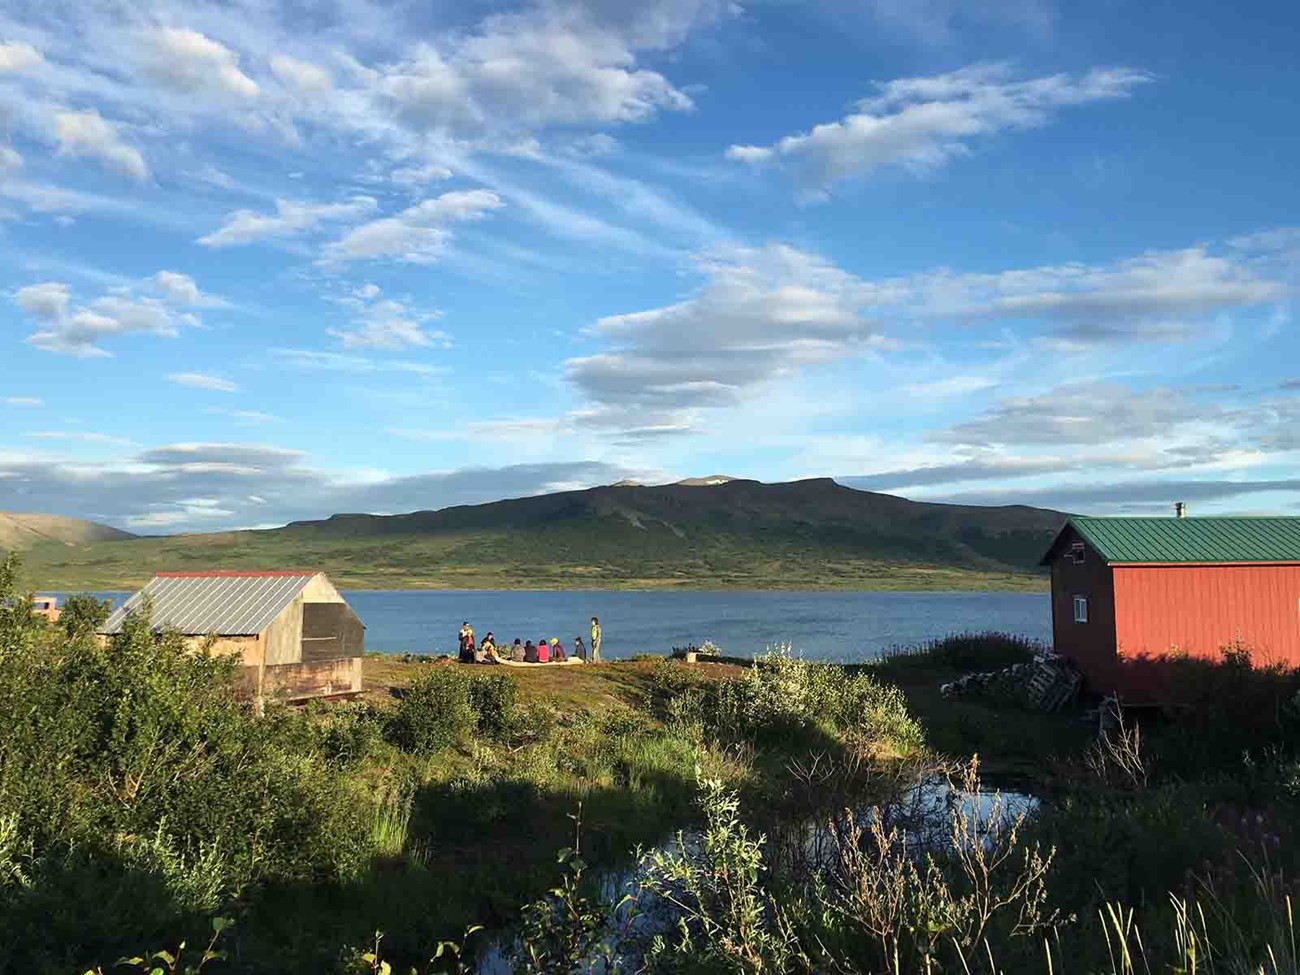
[100,572,318,635]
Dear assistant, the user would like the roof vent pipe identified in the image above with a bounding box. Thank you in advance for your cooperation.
[1174,501,1187,519]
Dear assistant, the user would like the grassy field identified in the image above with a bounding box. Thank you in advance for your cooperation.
[18,527,1048,591]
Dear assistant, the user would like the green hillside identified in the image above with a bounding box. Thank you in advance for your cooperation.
[18,478,1067,591]
[0,512,135,552]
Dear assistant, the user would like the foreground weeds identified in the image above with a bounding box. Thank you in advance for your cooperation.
[9,551,1300,975]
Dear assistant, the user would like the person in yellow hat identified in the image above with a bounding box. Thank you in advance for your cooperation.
[550,637,567,662]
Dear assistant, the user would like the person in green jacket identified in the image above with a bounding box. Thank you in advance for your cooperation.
[590,616,602,663]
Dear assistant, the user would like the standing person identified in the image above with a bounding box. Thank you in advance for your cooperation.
[590,617,602,663]
[458,621,475,663]
[573,635,586,662]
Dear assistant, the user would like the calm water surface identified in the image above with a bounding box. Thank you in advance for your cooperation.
[74,589,1049,662]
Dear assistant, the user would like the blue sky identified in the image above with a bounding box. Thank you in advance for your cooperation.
[0,0,1297,533]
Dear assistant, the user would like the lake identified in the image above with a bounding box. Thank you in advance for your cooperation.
[74,589,1050,662]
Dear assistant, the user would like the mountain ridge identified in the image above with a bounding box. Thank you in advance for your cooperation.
[15,478,1068,590]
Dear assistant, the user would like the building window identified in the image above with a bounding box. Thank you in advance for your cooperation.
[1073,596,1089,623]
[1068,542,1086,565]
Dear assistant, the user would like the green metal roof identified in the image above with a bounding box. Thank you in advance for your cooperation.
[1049,516,1300,565]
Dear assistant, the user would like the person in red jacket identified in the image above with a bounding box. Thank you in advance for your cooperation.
[536,636,551,663]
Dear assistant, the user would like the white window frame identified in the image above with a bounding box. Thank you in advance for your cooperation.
[1073,595,1089,624]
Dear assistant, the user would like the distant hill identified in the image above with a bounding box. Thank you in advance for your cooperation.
[0,512,135,552]
[17,478,1067,591]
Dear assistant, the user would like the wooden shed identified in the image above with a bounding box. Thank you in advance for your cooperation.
[100,571,364,703]
[1041,514,1300,700]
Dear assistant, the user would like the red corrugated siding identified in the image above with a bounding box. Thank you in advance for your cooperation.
[1113,565,1300,668]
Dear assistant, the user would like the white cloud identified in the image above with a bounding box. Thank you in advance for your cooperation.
[270,54,332,94]
[153,271,204,305]
[322,189,503,263]
[53,109,149,181]
[15,281,71,320]
[144,27,259,99]
[369,1,717,141]
[168,372,239,392]
[3,396,43,407]
[0,146,21,172]
[327,286,448,350]
[0,41,43,73]
[12,272,211,357]
[939,382,1206,447]
[566,243,887,430]
[727,63,1151,192]
[902,242,1292,347]
[198,196,377,247]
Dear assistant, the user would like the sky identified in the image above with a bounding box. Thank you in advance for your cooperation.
[0,0,1297,534]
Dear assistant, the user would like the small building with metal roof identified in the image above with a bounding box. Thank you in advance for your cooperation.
[101,571,364,703]
[1040,511,1300,700]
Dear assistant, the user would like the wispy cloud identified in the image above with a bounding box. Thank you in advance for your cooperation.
[168,372,239,392]
[728,63,1152,194]
[327,284,449,350]
[198,197,377,247]
[267,347,443,375]
[320,189,503,264]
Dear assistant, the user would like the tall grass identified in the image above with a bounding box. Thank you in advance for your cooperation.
[874,631,1044,672]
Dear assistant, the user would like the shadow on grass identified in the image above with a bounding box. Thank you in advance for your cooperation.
[228,718,866,974]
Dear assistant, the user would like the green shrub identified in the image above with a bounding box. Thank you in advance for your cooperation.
[652,651,923,754]
[0,554,369,973]
[466,673,516,738]
[387,668,477,753]
[387,668,519,753]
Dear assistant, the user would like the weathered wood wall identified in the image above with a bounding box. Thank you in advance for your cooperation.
[261,657,362,700]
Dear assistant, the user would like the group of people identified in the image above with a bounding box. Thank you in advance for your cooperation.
[457,617,603,665]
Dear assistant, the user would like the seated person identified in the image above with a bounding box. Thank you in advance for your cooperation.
[550,637,566,662]
[481,631,496,653]
[524,640,538,663]
[511,638,525,662]
[573,635,586,661]
[536,636,551,663]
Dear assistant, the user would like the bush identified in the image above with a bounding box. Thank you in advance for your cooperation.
[652,650,923,754]
[387,667,519,753]
[387,668,477,753]
[466,673,516,738]
[0,554,370,973]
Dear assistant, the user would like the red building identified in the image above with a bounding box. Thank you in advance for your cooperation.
[1041,514,1300,700]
